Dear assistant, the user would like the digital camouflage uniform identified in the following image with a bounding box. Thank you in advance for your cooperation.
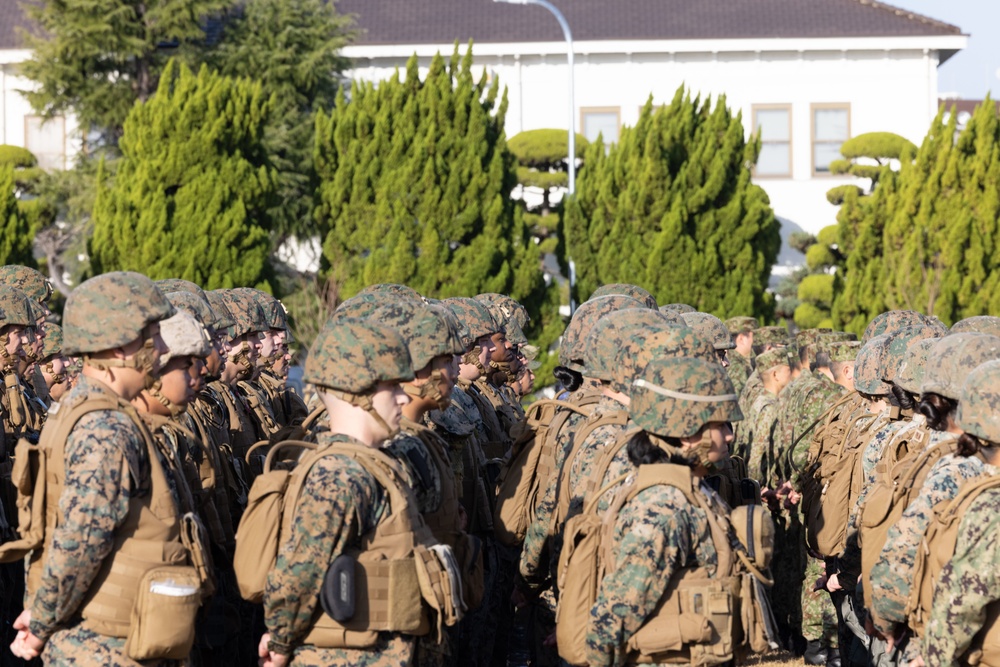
[747,391,781,487]
[727,350,753,399]
[780,370,846,476]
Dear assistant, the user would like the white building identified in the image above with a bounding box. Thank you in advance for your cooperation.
[338,0,967,267]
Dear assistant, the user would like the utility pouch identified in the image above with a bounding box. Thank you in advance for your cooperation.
[124,565,201,661]
[321,554,357,622]
[180,512,215,598]
[740,478,762,506]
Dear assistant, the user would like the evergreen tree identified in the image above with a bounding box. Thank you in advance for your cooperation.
[20,0,233,148]
[210,0,352,241]
[563,88,780,319]
[315,45,549,326]
[90,61,276,290]
[0,165,34,266]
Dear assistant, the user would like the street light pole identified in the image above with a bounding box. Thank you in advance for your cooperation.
[494,0,577,312]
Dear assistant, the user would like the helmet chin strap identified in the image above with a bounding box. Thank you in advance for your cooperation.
[229,341,255,378]
[462,348,486,375]
[326,388,399,439]
[84,338,160,390]
[402,369,451,410]
[650,430,723,473]
[149,387,185,417]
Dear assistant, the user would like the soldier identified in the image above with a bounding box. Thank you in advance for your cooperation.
[584,355,759,667]
[747,348,792,486]
[725,316,759,397]
[736,325,790,458]
[681,311,734,368]
[258,317,459,667]
[920,359,1000,667]
[9,272,212,665]
[36,323,70,405]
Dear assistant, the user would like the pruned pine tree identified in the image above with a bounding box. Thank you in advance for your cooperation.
[563,88,780,320]
[90,61,276,291]
[315,45,549,327]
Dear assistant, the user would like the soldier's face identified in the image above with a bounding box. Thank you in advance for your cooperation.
[371,380,409,438]
[158,356,198,408]
[703,421,733,461]
[431,354,459,401]
[477,335,495,367]
[4,326,25,359]
[716,349,729,368]
[258,331,276,360]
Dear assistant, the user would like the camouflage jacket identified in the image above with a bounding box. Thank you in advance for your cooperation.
[747,391,780,487]
[586,475,727,667]
[923,486,1000,667]
[778,370,845,479]
[726,350,753,399]
[870,452,998,634]
[734,370,763,459]
[385,419,443,516]
[29,376,154,642]
[263,432,418,666]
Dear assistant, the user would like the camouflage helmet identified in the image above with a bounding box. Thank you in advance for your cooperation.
[167,291,216,331]
[630,356,743,439]
[204,290,236,334]
[956,360,1000,444]
[475,293,529,331]
[756,348,792,374]
[882,325,942,383]
[442,297,497,349]
[155,278,203,296]
[660,303,697,315]
[357,283,423,303]
[921,333,1000,401]
[951,316,1000,337]
[681,312,735,351]
[894,338,938,395]
[826,340,862,364]
[0,285,35,328]
[370,301,465,371]
[725,316,759,336]
[0,265,53,304]
[589,283,658,309]
[304,317,414,393]
[853,334,892,396]
[616,324,718,384]
[216,289,267,339]
[583,308,679,392]
[335,293,388,320]
[504,318,529,347]
[159,310,212,366]
[39,322,62,360]
[234,287,287,331]
[559,294,646,371]
[63,272,175,356]
[795,328,832,350]
[754,325,791,348]
[862,310,945,343]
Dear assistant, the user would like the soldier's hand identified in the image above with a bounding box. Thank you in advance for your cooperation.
[258,633,289,667]
[908,657,925,667]
[826,573,842,592]
[9,610,42,660]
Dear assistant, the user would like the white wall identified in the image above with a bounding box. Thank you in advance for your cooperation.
[345,38,957,254]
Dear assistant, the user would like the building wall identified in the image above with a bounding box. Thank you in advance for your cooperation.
[345,41,949,256]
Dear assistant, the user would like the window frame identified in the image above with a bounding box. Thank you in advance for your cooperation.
[580,106,621,145]
[810,103,851,177]
[752,104,793,179]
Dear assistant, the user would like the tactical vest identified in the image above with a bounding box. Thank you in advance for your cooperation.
[907,473,1000,663]
[858,427,957,612]
[493,393,600,546]
[467,378,512,460]
[237,380,280,440]
[557,463,775,666]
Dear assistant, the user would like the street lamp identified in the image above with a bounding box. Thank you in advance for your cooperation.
[494,0,578,313]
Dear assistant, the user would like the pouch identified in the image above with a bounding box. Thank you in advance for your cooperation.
[124,565,201,661]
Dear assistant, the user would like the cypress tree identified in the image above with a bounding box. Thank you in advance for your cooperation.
[0,165,33,266]
[563,88,780,319]
[315,45,549,324]
[89,61,276,290]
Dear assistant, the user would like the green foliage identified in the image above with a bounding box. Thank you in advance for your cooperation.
[826,184,863,205]
[563,89,780,319]
[793,302,833,329]
[507,129,589,165]
[0,146,37,169]
[210,0,352,241]
[798,273,835,308]
[90,61,276,290]
[788,231,817,254]
[315,45,550,331]
[0,166,35,266]
[20,0,233,147]
[516,166,566,191]
[805,244,837,271]
[817,224,840,247]
[840,132,917,161]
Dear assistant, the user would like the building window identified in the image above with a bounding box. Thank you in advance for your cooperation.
[812,104,850,175]
[581,107,620,144]
[24,116,66,170]
[753,105,792,178]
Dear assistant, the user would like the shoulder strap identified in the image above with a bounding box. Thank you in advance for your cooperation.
[938,471,1000,528]
[554,409,631,525]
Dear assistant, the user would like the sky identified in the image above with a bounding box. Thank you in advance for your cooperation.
[887,0,1000,99]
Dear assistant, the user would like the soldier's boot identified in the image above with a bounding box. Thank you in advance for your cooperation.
[804,640,828,666]
[827,649,842,667]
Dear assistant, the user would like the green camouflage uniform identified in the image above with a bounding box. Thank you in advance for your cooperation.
[779,370,846,476]
[924,487,1000,667]
[747,391,780,486]
[727,350,753,398]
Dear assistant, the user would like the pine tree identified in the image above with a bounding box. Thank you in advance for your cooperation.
[210,0,352,240]
[20,0,233,148]
[563,88,780,319]
[89,61,276,290]
[0,165,34,266]
[315,45,549,325]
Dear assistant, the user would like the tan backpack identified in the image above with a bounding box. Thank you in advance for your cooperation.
[858,429,957,611]
[907,473,1000,660]
[556,463,776,667]
[801,391,874,557]
[493,396,598,546]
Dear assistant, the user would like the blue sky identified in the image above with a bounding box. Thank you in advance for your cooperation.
[888,0,1000,99]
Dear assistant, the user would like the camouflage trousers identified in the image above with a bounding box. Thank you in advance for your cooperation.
[287,632,417,667]
[801,556,838,647]
[43,624,185,667]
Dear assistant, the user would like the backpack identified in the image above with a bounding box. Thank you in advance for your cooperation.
[857,428,956,611]
[556,463,776,667]
[493,396,598,547]
[907,473,1000,658]
[801,392,874,557]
